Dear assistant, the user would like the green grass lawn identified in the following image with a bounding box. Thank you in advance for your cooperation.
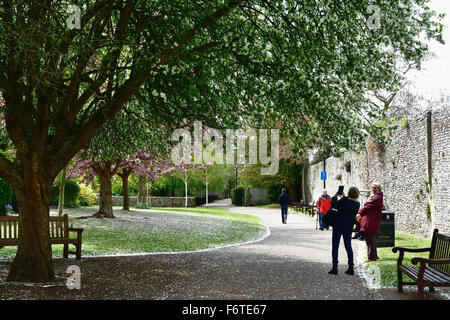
[0,206,267,259]
[365,231,432,288]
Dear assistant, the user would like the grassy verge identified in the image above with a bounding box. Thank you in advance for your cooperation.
[153,207,264,224]
[0,206,267,259]
[252,203,280,209]
[364,231,431,288]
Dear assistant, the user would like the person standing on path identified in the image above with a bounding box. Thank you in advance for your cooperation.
[317,189,332,230]
[357,182,383,262]
[279,188,290,224]
[328,187,360,276]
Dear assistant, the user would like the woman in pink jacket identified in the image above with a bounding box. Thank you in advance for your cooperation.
[357,182,383,262]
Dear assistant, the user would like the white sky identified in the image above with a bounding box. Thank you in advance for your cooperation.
[407,0,450,100]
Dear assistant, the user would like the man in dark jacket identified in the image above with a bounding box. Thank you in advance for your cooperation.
[279,188,290,224]
[328,187,360,276]
[357,182,383,262]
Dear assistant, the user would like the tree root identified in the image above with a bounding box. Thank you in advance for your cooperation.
[75,211,115,219]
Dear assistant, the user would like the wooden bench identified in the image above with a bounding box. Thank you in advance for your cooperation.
[289,202,301,213]
[0,214,83,260]
[392,229,450,299]
[307,202,316,216]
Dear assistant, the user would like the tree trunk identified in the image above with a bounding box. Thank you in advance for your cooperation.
[137,175,146,205]
[302,162,310,204]
[96,172,114,218]
[147,181,152,207]
[57,167,66,217]
[7,170,54,283]
[118,168,132,211]
[122,174,130,211]
[206,176,209,208]
[184,172,188,208]
[91,161,120,218]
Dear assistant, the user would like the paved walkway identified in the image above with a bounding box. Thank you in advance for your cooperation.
[195,199,376,299]
[1,199,442,300]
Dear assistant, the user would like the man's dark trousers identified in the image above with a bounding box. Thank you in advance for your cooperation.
[281,206,288,223]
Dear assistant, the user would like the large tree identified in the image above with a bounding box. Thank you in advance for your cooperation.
[0,0,444,282]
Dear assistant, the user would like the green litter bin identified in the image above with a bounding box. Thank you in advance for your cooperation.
[376,211,395,248]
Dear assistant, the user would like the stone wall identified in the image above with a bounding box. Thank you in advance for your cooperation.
[247,188,271,205]
[193,190,230,199]
[96,195,196,207]
[430,108,450,235]
[306,106,450,237]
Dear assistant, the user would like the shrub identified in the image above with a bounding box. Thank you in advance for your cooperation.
[65,180,80,206]
[267,183,286,203]
[231,187,245,206]
[426,202,432,222]
[50,179,80,207]
[78,183,98,206]
[135,204,151,209]
[0,178,18,215]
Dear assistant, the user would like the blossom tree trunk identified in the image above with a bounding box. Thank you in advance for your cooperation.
[118,168,133,211]
[184,171,188,208]
[137,175,146,205]
[205,171,209,208]
[92,161,120,218]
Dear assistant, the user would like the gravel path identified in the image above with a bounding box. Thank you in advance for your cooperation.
[0,199,440,300]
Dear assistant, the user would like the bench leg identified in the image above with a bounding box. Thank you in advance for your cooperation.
[76,242,81,260]
[63,243,69,259]
[418,284,425,299]
[397,270,403,292]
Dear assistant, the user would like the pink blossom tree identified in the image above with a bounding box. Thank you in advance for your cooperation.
[117,153,177,210]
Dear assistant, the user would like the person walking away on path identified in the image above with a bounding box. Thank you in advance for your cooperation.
[317,189,332,230]
[279,188,290,224]
[356,182,383,262]
[328,187,360,276]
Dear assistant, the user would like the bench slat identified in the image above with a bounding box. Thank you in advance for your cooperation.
[0,239,18,246]
[433,238,449,274]
[423,266,449,283]
[400,266,432,284]
[427,266,450,283]
[400,266,450,285]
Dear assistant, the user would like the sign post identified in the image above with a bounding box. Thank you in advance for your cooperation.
[322,158,326,189]
[320,171,327,189]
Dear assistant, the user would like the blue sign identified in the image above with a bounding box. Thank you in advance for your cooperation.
[320,171,327,180]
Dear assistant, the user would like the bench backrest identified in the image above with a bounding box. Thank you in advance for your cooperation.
[430,229,450,274]
[0,214,68,241]
[0,216,20,242]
